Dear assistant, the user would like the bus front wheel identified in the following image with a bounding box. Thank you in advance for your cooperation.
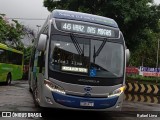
[6,74,12,85]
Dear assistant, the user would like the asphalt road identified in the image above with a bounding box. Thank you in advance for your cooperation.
[0,80,160,120]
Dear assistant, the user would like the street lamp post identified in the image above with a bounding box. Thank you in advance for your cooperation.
[36,25,41,39]
[156,39,160,80]
[36,25,41,34]
[156,39,159,69]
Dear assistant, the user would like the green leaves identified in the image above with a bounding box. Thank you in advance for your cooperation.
[23,46,33,65]
[0,15,24,50]
[43,0,160,67]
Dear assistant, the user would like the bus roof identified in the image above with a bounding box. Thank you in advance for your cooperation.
[0,43,23,54]
[51,9,119,28]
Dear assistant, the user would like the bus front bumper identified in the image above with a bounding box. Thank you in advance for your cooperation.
[40,89,123,111]
[52,92,119,109]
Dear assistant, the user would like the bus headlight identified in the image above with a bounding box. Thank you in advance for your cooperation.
[108,86,125,98]
[44,79,65,94]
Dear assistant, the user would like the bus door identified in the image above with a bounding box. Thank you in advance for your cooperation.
[32,49,45,99]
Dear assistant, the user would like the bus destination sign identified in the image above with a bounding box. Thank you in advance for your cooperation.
[60,22,116,37]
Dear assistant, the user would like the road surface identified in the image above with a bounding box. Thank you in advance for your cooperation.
[0,80,160,120]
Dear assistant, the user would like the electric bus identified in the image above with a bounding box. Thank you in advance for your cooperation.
[29,9,130,111]
[0,43,23,85]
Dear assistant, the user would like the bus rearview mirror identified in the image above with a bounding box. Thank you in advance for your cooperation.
[37,34,47,51]
[126,49,130,66]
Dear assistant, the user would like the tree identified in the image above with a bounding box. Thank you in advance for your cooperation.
[0,15,25,50]
[0,15,10,43]
[0,14,34,68]
[44,0,160,50]
[23,46,33,65]
[44,0,160,67]
[22,26,36,44]
[130,29,158,67]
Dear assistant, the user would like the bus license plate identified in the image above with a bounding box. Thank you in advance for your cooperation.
[80,101,94,107]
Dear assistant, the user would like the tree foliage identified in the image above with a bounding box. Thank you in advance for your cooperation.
[44,0,160,67]
[23,46,33,65]
[0,15,24,50]
[0,15,35,66]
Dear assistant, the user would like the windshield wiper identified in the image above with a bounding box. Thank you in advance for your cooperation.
[70,33,83,55]
[93,38,107,63]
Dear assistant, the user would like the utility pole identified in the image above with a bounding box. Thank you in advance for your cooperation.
[156,39,159,69]
[36,25,41,39]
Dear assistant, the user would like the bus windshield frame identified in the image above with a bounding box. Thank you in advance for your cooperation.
[49,31,124,78]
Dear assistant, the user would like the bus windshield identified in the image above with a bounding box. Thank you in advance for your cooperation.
[49,34,124,78]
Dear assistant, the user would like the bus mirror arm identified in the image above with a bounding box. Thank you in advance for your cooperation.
[125,49,130,66]
[38,52,45,73]
[37,34,47,52]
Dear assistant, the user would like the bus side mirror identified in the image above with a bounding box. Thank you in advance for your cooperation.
[126,49,130,66]
[37,34,47,51]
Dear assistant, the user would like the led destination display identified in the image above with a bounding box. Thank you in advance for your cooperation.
[60,22,117,37]
[61,66,88,73]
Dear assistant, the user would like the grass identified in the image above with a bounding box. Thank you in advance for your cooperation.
[126,75,160,85]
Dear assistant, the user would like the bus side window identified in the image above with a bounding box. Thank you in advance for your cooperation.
[0,49,6,63]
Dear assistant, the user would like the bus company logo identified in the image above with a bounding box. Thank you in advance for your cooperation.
[84,86,92,92]
[2,112,11,117]
[1,112,42,118]
[84,86,92,97]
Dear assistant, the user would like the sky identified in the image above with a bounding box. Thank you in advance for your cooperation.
[154,0,160,4]
[0,0,50,32]
[0,0,160,32]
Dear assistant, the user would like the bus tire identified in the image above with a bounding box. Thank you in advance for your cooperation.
[33,81,40,107]
[6,73,12,85]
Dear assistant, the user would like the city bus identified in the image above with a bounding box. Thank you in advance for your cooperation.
[0,43,24,85]
[29,9,130,111]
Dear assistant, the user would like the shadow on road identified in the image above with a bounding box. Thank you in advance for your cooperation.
[0,82,7,86]
[40,108,111,120]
